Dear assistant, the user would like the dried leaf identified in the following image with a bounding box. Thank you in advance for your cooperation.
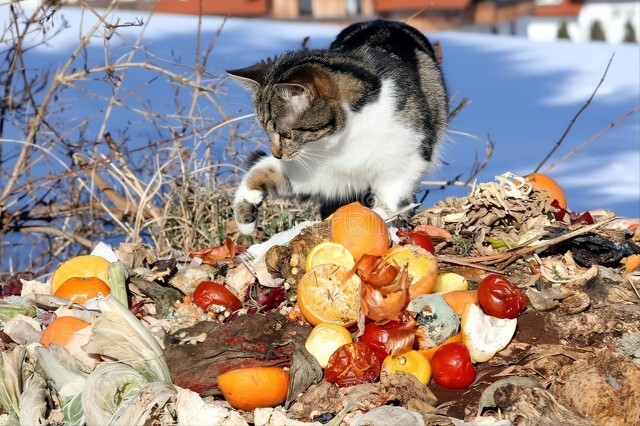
[285,349,323,408]
[189,237,245,264]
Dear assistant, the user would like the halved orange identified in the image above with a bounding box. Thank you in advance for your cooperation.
[297,264,361,327]
[50,255,111,293]
[381,245,438,299]
[305,241,356,271]
[54,276,111,304]
[217,367,289,411]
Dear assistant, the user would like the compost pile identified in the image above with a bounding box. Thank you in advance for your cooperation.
[1,173,639,426]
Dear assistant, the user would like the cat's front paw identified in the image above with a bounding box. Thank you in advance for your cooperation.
[234,200,259,235]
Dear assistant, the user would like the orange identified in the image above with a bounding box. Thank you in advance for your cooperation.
[381,350,432,384]
[217,367,290,411]
[305,322,353,368]
[381,245,438,300]
[50,255,111,293]
[442,290,479,316]
[330,202,391,262]
[305,242,356,271]
[297,264,361,327]
[525,173,567,209]
[419,332,463,361]
[54,276,111,304]
[40,316,91,348]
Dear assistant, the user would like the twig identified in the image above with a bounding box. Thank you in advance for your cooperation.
[19,226,93,249]
[533,53,614,173]
[0,0,118,205]
[496,213,615,269]
[436,255,504,274]
[543,106,640,173]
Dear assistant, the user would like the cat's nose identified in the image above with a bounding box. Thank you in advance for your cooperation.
[270,133,283,159]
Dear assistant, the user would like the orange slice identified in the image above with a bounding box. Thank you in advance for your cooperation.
[305,242,356,271]
[297,264,361,327]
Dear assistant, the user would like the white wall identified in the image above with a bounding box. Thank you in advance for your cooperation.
[577,0,640,43]
[517,0,639,43]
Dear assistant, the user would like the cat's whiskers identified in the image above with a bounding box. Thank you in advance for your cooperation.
[294,155,313,175]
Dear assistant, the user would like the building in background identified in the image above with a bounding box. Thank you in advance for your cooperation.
[516,0,639,42]
[69,0,638,43]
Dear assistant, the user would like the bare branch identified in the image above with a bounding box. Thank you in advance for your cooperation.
[534,53,614,173]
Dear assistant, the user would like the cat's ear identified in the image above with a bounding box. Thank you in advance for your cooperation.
[226,60,273,90]
[274,83,313,112]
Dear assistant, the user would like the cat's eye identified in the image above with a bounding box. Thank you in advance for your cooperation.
[280,130,292,140]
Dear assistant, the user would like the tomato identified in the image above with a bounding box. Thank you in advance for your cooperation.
[430,342,476,389]
[381,350,431,384]
[324,342,381,387]
[192,281,242,312]
[397,230,435,254]
[358,321,396,362]
[476,274,527,319]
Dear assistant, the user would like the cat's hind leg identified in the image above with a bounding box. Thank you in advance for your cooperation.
[234,156,287,234]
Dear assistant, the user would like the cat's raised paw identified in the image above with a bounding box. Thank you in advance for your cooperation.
[234,201,258,235]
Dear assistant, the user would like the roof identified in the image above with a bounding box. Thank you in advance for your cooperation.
[534,0,582,16]
[155,0,269,15]
[374,0,473,12]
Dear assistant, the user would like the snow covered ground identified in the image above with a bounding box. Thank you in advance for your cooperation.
[9,6,640,217]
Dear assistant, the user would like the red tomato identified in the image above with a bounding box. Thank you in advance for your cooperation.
[397,230,435,254]
[358,321,397,362]
[324,342,381,387]
[477,274,527,319]
[430,342,476,389]
[192,281,242,312]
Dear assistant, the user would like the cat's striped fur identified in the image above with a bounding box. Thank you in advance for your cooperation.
[228,20,448,234]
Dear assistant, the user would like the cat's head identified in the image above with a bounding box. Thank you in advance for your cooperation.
[227,56,344,160]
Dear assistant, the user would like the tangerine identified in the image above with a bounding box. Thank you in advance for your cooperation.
[330,202,390,262]
[381,244,438,299]
[50,255,111,293]
[217,367,289,411]
[525,173,567,209]
[297,264,361,327]
[54,276,111,304]
[40,316,91,348]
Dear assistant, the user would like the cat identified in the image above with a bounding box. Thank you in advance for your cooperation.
[227,19,448,235]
